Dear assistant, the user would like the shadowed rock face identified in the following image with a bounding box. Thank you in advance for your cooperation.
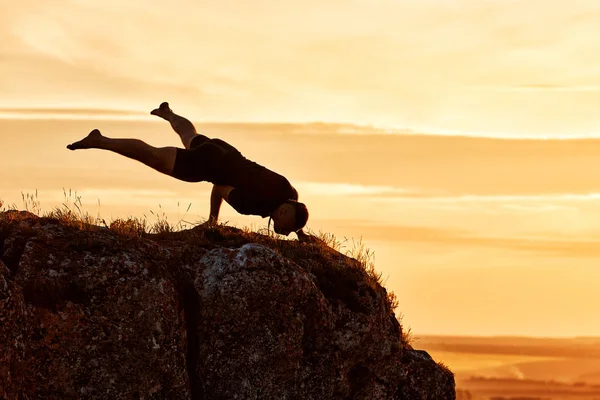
[0,211,455,400]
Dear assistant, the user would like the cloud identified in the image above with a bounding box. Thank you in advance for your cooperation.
[0,108,147,120]
[0,52,208,112]
[337,223,600,258]
[295,181,421,197]
[3,0,600,134]
[474,84,600,93]
[373,193,600,204]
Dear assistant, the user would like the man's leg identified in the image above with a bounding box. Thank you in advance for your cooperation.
[151,102,207,149]
[67,129,177,176]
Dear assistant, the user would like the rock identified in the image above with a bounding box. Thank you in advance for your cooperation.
[398,349,456,399]
[0,212,455,399]
[0,258,31,397]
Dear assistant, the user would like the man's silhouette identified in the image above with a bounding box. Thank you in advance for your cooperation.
[67,102,309,238]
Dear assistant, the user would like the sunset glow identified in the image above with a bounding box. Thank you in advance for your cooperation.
[2,0,600,340]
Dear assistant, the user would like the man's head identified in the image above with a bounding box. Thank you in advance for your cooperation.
[271,200,309,236]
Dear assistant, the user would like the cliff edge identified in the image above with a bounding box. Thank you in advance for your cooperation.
[0,211,455,399]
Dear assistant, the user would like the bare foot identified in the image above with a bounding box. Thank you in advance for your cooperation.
[150,102,173,120]
[67,129,103,150]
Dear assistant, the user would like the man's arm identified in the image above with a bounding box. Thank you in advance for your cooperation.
[208,185,234,224]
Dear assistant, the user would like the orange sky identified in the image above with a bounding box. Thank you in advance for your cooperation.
[2,0,600,337]
[3,0,600,136]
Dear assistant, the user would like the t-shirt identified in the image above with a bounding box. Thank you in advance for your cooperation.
[192,136,298,217]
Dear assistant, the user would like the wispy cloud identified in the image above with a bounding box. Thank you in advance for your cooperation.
[0,107,147,120]
[373,193,600,204]
[474,84,600,93]
[338,223,600,258]
[295,181,421,197]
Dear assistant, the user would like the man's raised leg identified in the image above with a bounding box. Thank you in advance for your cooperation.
[67,129,177,176]
[151,102,207,149]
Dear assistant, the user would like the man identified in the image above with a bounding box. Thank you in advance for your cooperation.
[67,102,310,239]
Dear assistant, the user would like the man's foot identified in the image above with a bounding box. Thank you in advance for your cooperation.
[66,129,104,150]
[150,102,173,120]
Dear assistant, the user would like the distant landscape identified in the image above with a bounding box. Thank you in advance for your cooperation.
[418,335,600,400]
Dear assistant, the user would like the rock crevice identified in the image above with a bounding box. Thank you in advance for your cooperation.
[181,283,203,400]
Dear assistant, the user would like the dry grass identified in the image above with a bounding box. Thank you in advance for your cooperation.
[397,313,414,347]
[108,217,148,238]
[45,189,98,231]
[1,189,407,344]
[3,189,195,235]
[437,360,455,378]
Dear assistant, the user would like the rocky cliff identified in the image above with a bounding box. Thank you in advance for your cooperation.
[0,211,455,399]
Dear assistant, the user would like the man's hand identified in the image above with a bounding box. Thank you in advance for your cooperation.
[199,216,218,228]
[296,229,326,245]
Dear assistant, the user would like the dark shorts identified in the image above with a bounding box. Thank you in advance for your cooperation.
[172,135,298,216]
[171,136,228,182]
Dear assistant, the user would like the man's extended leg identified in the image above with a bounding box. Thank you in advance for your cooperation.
[67,129,177,176]
[151,102,208,149]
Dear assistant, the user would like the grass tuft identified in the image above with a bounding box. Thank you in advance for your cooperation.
[109,217,148,238]
[437,360,455,377]
[21,190,42,215]
[396,312,414,347]
[143,202,194,236]
[44,189,98,231]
